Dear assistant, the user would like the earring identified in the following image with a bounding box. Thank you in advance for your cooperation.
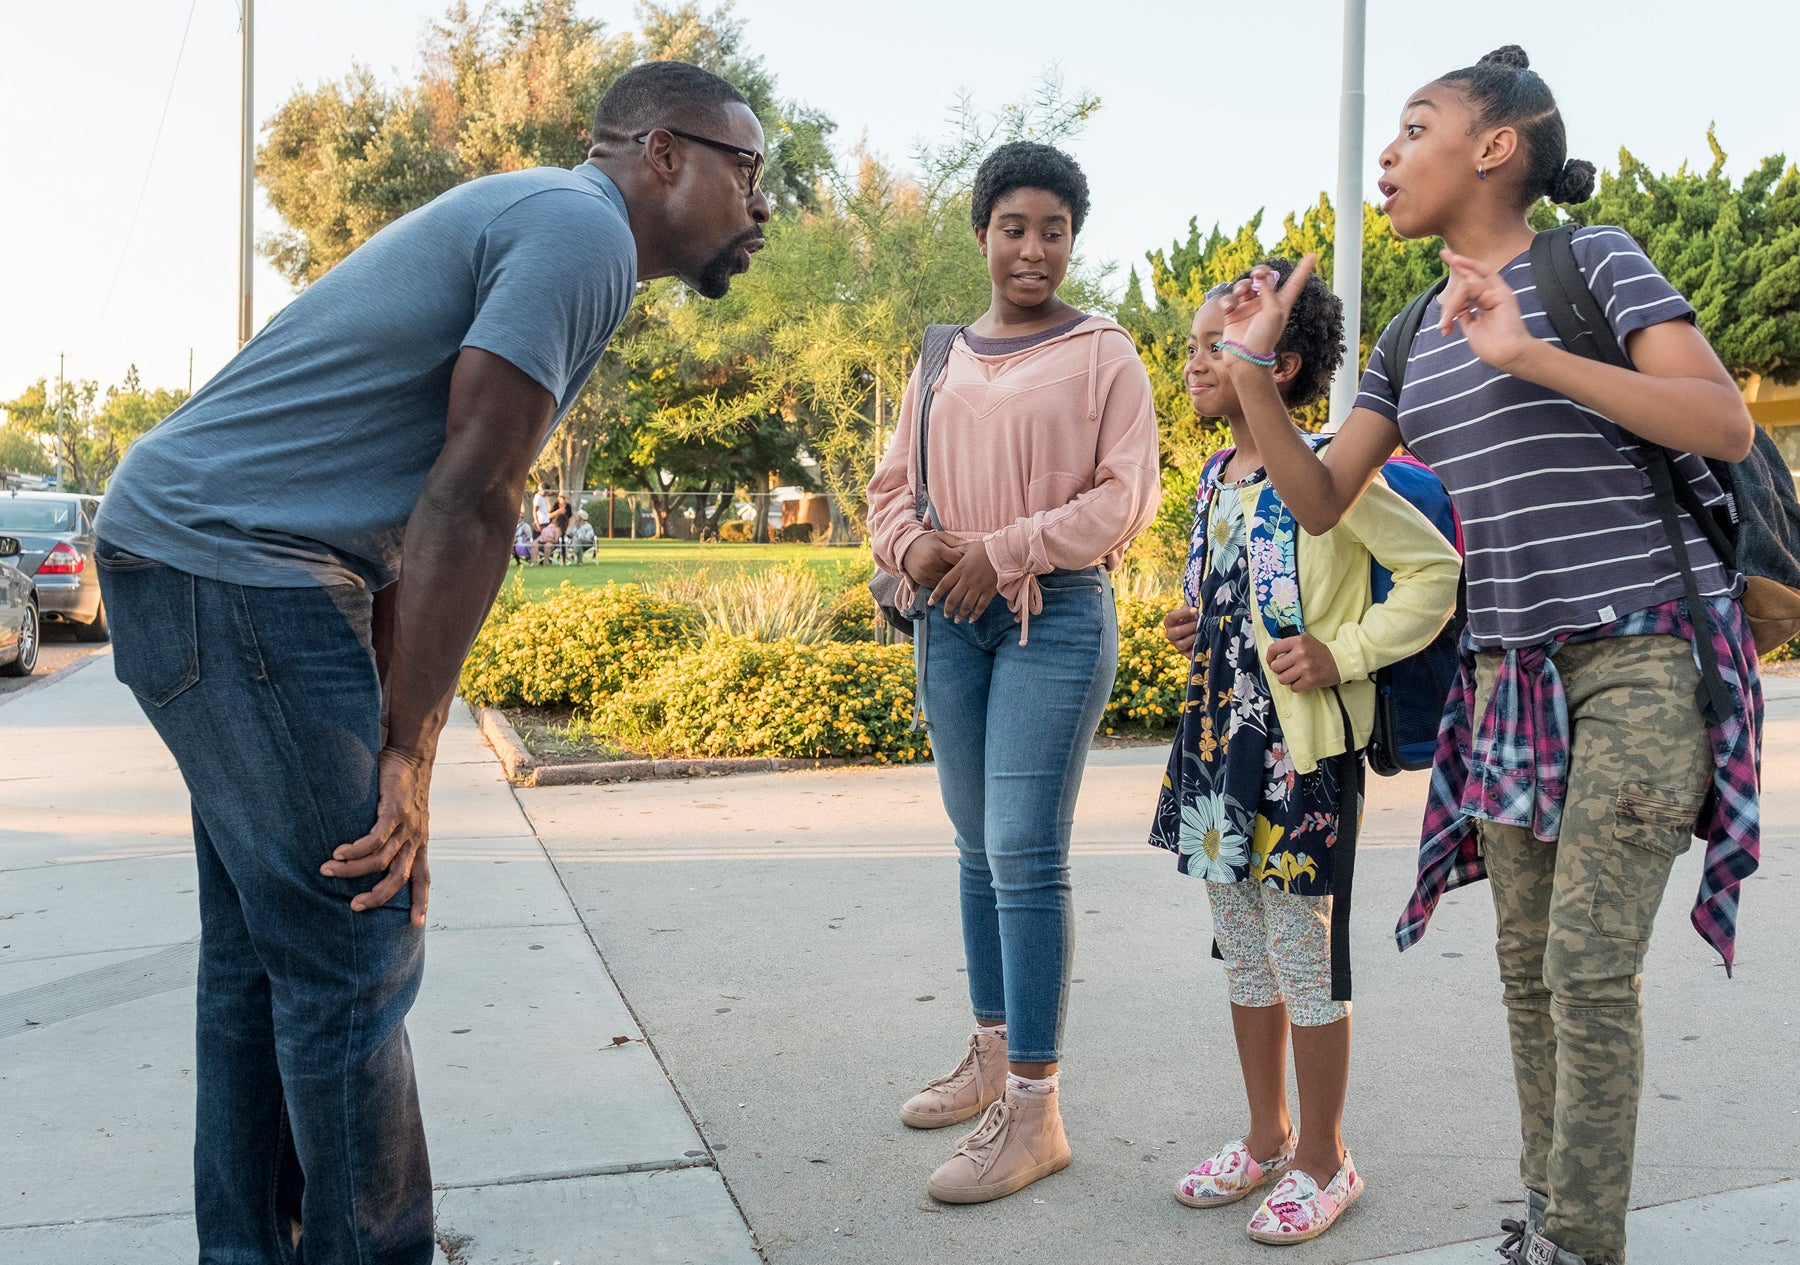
[1477,165,1486,180]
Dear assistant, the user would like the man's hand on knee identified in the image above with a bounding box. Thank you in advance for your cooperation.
[321,747,433,927]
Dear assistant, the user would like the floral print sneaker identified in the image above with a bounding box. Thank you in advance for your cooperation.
[1173,1130,1298,1208]
[1246,1153,1362,1244]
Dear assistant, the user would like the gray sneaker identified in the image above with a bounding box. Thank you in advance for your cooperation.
[1498,1224,1588,1265]
[1496,1189,1550,1262]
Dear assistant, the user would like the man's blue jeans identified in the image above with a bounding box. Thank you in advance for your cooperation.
[920,568,1117,1063]
[97,542,433,1264]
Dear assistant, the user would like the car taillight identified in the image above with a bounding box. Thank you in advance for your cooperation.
[36,542,84,575]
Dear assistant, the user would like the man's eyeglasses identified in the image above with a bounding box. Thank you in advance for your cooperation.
[634,127,765,194]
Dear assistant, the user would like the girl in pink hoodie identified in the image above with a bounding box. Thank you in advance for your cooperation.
[867,141,1162,1205]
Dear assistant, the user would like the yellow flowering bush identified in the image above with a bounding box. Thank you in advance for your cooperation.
[459,570,1185,759]
[458,582,701,710]
[1104,596,1189,731]
[597,633,931,762]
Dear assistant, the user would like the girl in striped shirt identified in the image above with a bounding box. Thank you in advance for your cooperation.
[1216,45,1760,1265]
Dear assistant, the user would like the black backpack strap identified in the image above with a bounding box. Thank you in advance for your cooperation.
[1328,688,1361,1002]
[1378,278,1447,405]
[1531,226,1734,725]
[1530,225,1633,370]
[912,324,963,530]
[1645,456,1736,725]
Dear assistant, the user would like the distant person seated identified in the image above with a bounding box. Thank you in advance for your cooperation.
[568,511,597,563]
[534,520,562,565]
[512,520,534,565]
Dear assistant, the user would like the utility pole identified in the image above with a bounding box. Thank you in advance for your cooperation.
[237,0,255,346]
[187,347,194,395]
[55,353,66,489]
[1327,0,1367,431]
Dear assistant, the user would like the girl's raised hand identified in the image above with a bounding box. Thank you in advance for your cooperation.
[1436,248,1535,372]
[1219,253,1318,367]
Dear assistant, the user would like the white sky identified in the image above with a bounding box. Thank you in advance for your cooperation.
[0,0,1790,400]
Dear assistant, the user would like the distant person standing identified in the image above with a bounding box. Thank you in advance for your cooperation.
[532,482,554,534]
[94,60,770,1264]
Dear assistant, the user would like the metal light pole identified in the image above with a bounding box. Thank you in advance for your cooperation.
[1327,0,1367,430]
[237,0,255,346]
[55,352,66,489]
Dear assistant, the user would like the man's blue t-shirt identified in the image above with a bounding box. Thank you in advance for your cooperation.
[99,163,637,590]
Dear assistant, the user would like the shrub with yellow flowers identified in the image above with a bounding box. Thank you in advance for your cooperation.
[597,633,930,762]
[1103,596,1189,732]
[459,570,1186,761]
[458,581,702,710]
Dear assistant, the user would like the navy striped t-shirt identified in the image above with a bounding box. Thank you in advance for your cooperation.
[1354,225,1737,649]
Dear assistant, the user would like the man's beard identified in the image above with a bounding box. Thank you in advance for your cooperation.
[685,230,762,300]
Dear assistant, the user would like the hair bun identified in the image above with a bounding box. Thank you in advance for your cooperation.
[1478,45,1531,70]
[1550,158,1597,204]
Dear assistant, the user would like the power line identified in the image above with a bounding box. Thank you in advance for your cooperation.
[80,0,204,358]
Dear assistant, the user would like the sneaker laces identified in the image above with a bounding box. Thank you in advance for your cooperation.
[1495,1218,1527,1261]
[950,1097,1014,1173]
[919,1038,981,1094]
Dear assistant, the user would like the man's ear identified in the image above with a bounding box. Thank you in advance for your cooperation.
[638,127,682,187]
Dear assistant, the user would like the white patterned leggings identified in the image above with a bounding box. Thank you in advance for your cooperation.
[1205,881,1349,1028]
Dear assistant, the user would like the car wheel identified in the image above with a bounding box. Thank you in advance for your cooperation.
[1,601,37,677]
[75,594,110,642]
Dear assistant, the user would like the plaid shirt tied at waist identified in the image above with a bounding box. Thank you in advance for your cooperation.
[1395,597,1763,975]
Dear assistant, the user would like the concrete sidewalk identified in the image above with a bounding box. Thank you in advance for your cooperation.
[0,653,760,1263]
[516,685,1800,1264]
[2,655,1795,1263]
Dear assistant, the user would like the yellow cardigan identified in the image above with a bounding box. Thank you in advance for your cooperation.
[1214,475,1462,774]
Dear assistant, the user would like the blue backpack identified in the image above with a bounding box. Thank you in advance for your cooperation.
[1311,432,1466,776]
[1363,453,1464,775]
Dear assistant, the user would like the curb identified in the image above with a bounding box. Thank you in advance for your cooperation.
[469,702,537,781]
[528,754,865,786]
[464,702,899,786]
[0,648,105,709]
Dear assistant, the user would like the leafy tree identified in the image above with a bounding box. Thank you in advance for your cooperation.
[0,367,187,492]
[259,1,834,525]
[0,429,51,477]
[642,75,1109,534]
[582,306,813,539]
[1116,196,1447,468]
[1117,133,1794,479]
[258,1,834,286]
[1570,131,1799,386]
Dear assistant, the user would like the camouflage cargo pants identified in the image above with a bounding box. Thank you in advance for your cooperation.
[1472,634,1712,1265]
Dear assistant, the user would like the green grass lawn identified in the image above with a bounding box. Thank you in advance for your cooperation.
[506,539,865,598]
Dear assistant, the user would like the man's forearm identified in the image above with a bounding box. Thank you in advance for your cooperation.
[381,487,516,763]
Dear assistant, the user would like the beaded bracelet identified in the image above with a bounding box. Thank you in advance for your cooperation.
[1215,339,1277,368]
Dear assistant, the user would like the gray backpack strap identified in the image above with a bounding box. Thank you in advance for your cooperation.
[912,323,963,531]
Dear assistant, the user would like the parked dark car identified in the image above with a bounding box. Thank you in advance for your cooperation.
[0,490,107,641]
[0,535,39,676]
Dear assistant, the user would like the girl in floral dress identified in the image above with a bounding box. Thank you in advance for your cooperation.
[1149,259,1460,1245]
